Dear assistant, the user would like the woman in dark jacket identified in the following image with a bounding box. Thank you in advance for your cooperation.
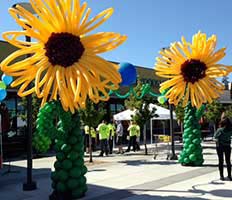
[214,117,232,181]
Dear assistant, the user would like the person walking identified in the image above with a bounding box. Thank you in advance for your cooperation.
[108,121,116,154]
[214,117,232,181]
[97,120,110,156]
[126,121,140,152]
[116,120,124,154]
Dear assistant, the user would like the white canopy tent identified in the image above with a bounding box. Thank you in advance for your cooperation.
[113,109,136,121]
[149,105,176,144]
[113,104,176,144]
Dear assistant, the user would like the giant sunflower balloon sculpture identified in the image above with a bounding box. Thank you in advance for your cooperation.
[155,31,230,166]
[1,0,126,199]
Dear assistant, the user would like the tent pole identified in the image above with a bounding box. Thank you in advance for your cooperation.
[150,119,152,144]
[163,120,165,135]
[169,104,178,160]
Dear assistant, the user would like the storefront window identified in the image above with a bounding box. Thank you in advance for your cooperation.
[110,103,124,116]
[116,104,124,112]
[110,104,116,115]
[1,94,26,138]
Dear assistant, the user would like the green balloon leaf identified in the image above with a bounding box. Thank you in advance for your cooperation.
[0,81,6,89]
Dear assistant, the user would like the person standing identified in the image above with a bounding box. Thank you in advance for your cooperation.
[116,120,124,154]
[90,127,96,152]
[214,117,232,181]
[84,125,90,153]
[126,121,139,152]
[108,121,116,154]
[97,120,110,156]
[135,123,141,151]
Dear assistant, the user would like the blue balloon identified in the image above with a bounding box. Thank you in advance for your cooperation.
[2,74,13,85]
[119,62,137,86]
[0,89,7,101]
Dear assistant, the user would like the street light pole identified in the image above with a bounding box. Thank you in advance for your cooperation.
[12,2,37,191]
[160,47,178,160]
[23,36,37,191]
[169,103,178,160]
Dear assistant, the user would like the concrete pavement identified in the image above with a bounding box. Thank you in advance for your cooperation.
[0,141,232,200]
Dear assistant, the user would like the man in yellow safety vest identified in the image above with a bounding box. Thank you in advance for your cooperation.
[126,121,140,152]
[108,121,116,154]
[97,120,110,156]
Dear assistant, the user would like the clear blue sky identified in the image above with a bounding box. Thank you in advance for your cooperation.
[1,0,232,80]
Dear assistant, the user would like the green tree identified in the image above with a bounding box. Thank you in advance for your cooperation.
[19,93,41,132]
[79,98,106,162]
[204,100,223,132]
[223,105,232,119]
[222,76,229,90]
[124,80,144,109]
[125,80,158,155]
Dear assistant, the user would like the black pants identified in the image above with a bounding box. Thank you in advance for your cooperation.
[84,134,89,151]
[91,137,96,152]
[135,140,140,151]
[127,135,137,152]
[216,145,231,177]
[109,137,114,154]
[100,139,108,156]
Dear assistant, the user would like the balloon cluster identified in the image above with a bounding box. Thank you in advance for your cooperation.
[33,101,87,199]
[0,74,13,101]
[178,102,204,166]
[33,133,51,153]
[119,62,137,86]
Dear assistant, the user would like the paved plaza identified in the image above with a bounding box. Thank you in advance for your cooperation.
[0,141,232,200]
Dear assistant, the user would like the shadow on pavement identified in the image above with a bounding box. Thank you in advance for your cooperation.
[201,164,218,167]
[191,180,232,198]
[0,181,209,200]
[210,189,232,198]
[126,194,208,200]
[203,152,215,155]
[3,151,56,163]
[118,159,177,166]
[0,175,228,200]
[203,146,216,150]
[88,168,107,172]
[0,164,51,190]
[85,184,209,200]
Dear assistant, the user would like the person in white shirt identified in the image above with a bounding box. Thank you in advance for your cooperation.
[116,120,124,154]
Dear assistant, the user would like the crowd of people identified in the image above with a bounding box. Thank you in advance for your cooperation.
[83,120,141,157]
[83,115,232,182]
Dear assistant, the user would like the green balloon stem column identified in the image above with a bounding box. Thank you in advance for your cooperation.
[33,101,87,200]
[178,102,204,166]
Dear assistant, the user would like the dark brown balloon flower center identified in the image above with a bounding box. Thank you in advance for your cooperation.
[181,59,207,84]
[45,32,85,68]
